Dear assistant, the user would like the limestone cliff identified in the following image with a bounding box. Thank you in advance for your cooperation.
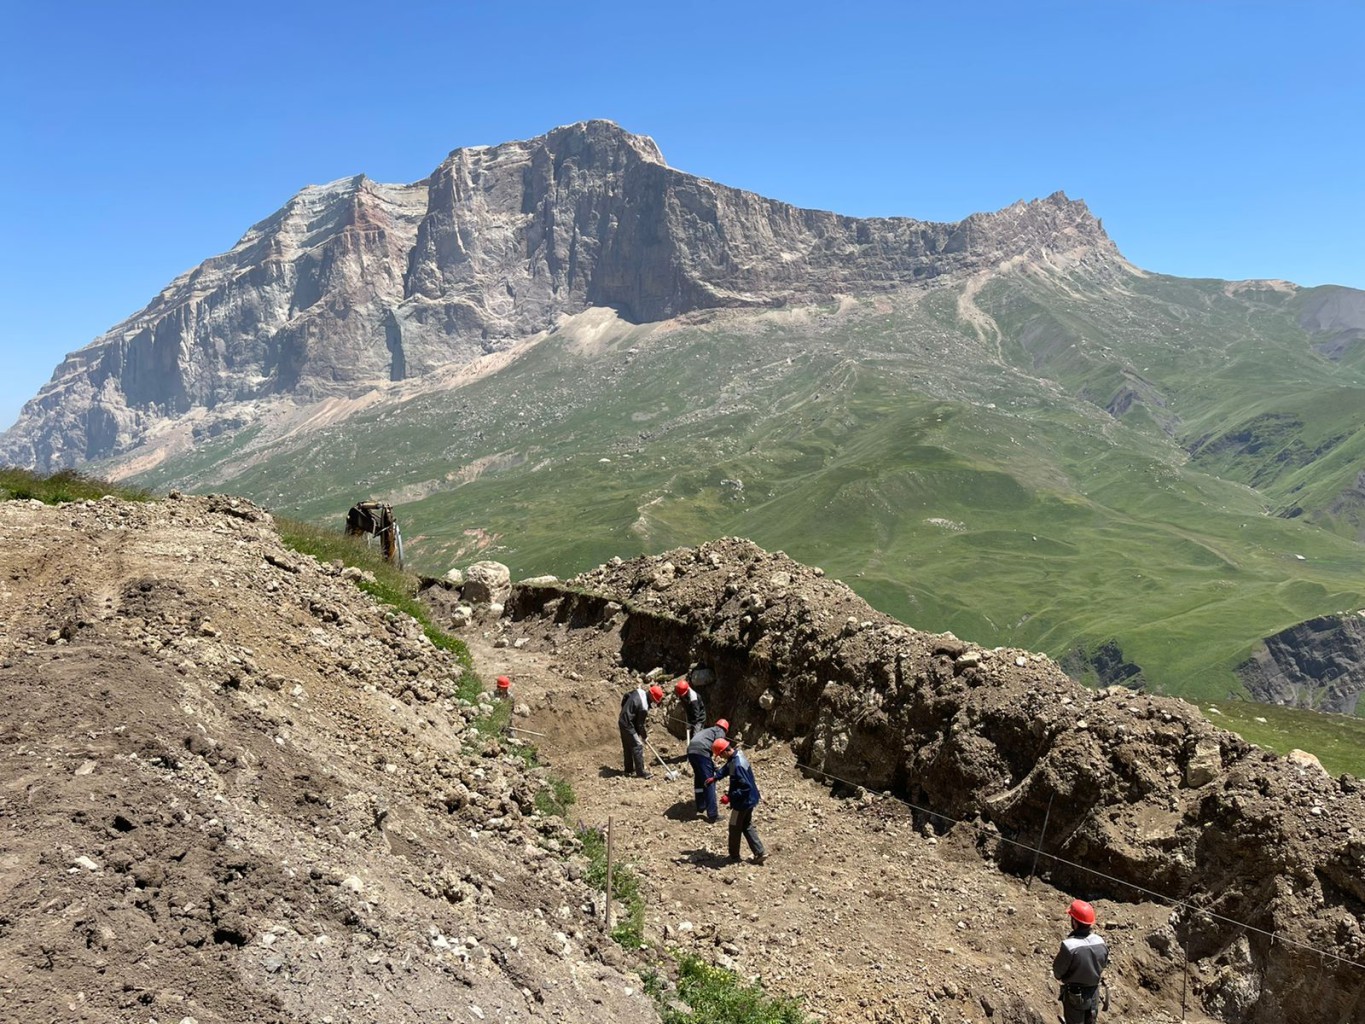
[1,120,1120,471]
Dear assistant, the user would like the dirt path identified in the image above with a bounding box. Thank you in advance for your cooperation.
[467,630,1205,1024]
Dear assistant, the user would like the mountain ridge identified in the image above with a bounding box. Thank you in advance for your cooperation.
[2,120,1121,472]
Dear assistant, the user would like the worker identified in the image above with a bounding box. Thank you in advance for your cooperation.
[710,738,767,864]
[494,675,512,700]
[674,678,707,740]
[1052,899,1109,1024]
[618,682,664,778]
[686,719,729,821]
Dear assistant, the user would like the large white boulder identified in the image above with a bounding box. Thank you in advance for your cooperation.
[463,561,511,605]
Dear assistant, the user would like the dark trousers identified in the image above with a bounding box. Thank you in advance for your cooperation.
[688,752,717,820]
[728,805,766,859]
[1060,984,1100,1024]
[620,728,645,776]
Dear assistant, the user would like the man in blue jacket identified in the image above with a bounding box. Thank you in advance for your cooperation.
[711,738,767,865]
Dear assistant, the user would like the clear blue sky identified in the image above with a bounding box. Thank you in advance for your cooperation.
[3,1,1362,431]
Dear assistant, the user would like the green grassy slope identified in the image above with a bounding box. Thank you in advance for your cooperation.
[123,266,1365,709]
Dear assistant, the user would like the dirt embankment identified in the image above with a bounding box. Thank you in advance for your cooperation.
[495,538,1365,1024]
[0,495,658,1024]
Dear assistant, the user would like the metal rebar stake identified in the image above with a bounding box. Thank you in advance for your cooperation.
[1026,793,1055,890]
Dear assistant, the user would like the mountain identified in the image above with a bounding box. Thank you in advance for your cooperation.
[0,120,1116,472]
[4,121,1365,711]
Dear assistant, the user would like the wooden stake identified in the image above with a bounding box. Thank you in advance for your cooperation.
[605,816,614,932]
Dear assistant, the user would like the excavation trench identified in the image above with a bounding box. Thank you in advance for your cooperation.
[502,539,1365,1024]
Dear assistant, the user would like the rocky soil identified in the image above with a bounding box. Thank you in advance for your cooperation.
[0,495,659,1024]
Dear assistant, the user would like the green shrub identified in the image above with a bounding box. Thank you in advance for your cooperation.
[659,954,809,1024]
[535,774,576,817]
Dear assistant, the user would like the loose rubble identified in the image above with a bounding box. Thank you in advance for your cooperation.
[0,495,657,1024]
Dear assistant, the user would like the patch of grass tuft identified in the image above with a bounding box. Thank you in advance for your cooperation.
[577,825,646,948]
[659,953,810,1024]
[535,775,576,817]
[0,468,152,504]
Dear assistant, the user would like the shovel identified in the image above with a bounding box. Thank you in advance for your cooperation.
[643,737,679,781]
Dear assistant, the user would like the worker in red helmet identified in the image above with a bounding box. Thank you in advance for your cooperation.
[1053,899,1109,1023]
[618,681,665,779]
[685,719,729,822]
[494,675,512,699]
[673,678,707,741]
[709,737,767,865]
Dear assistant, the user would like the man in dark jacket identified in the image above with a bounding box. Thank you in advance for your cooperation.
[711,738,767,864]
[618,683,664,778]
[1053,899,1109,1024]
[673,679,707,740]
[686,719,728,821]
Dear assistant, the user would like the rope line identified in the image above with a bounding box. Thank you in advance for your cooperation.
[793,760,1365,975]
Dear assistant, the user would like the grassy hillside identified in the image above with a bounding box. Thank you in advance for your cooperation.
[123,265,1365,709]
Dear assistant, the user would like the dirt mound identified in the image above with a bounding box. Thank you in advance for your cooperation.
[491,538,1365,1024]
[0,495,658,1024]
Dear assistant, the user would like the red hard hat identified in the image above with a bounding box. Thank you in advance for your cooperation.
[711,738,731,757]
[1068,900,1096,926]
[674,679,690,697]
[495,675,511,690]
[648,684,664,703]
[715,718,729,733]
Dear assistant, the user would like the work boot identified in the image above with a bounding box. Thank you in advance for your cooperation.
[637,772,652,780]
[752,854,767,866]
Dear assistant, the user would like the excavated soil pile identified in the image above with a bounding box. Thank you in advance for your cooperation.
[498,538,1365,1024]
[0,495,659,1024]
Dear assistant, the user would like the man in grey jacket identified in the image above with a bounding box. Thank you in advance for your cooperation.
[618,683,664,778]
[686,719,728,821]
[1052,899,1108,1024]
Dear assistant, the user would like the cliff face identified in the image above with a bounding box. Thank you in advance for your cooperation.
[1,120,1120,471]
[1239,612,1365,713]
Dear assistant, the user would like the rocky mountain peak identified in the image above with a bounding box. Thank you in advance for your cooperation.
[2,122,1124,471]
[436,119,667,173]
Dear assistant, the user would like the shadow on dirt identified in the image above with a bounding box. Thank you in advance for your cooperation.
[677,848,738,870]
[664,800,707,822]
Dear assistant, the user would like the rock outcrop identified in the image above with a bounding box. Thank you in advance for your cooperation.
[2,120,1120,472]
[1238,611,1365,713]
